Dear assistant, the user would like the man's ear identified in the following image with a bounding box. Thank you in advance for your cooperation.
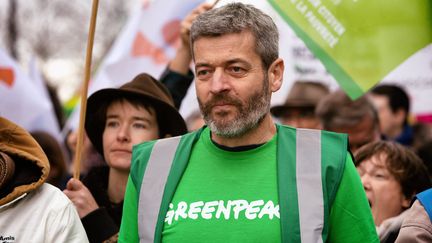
[268,58,284,92]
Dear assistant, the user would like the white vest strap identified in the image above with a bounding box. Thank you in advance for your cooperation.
[296,129,324,243]
[138,136,182,243]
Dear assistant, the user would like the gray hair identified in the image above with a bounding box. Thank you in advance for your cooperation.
[190,2,279,70]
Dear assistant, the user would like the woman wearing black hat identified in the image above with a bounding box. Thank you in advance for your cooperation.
[63,73,187,243]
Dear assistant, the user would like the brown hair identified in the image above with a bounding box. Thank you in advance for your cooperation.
[354,141,431,199]
[315,90,379,131]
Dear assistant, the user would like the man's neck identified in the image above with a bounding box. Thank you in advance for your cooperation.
[210,114,276,147]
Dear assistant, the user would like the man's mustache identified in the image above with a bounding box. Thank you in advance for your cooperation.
[202,94,243,111]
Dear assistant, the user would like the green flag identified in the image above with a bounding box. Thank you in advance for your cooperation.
[269,0,432,99]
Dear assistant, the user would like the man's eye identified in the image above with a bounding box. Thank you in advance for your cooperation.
[197,69,210,77]
[232,67,242,72]
[230,66,244,73]
[228,66,246,76]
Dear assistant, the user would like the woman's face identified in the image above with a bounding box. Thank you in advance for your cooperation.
[356,154,410,226]
[102,100,159,172]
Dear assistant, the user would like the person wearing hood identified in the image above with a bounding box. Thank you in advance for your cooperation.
[0,117,88,242]
[63,73,187,243]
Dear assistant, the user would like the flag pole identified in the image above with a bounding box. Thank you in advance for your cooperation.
[73,0,99,179]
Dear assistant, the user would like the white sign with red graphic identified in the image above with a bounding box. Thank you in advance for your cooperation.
[0,48,61,140]
[65,0,206,132]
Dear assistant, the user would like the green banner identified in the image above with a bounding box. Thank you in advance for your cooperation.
[269,0,432,99]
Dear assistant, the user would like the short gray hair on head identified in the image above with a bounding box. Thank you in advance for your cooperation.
[190,2,279,70]
[315,90,379,131]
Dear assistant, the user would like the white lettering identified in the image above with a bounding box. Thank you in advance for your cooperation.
[258,200,279,219]
[166,199,280,224]
[202,201,219,219]
[174,201,188,220]
[318,6,345,36]
[245,200,264,219]
[305,10,338,48]
[165,203,175,224]
[296,1,308,14]
[188,201,204,219]
[232,200,248,219]
[215,200,231,219]
[308,0,321,8]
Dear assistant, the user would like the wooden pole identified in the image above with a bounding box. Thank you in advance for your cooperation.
[73,0,100,179]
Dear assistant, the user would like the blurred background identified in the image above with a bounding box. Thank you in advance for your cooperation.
[0,0,431,142]
[0,0,138,102]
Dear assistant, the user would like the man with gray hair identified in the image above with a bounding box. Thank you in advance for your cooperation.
[119,3,378,242]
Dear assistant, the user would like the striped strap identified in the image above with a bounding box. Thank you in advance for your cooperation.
[138,136,182,243]
[296,129,324,243]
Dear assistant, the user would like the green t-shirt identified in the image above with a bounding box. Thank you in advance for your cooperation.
[162,129,280,242]
[119,127,378,243]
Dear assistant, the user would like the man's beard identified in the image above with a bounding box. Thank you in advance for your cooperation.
[198,75,270,138]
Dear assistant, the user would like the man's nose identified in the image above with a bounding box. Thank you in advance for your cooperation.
[210,68,230,94]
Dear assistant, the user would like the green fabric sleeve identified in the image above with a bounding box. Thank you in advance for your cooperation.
[328,154,379,243]
[118,175,139,243]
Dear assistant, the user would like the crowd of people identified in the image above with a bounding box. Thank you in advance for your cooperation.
[1,2,432,243]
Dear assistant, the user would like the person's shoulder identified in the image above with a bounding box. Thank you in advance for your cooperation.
[403,200,431,227]
[133,130,201,151]
[133,134,181,150]
[39,183,72,202]
[276,124,347,139]
[25,183,73,211]
[132,138,166,156]
[396,200,432,242]
[276,123,296,132]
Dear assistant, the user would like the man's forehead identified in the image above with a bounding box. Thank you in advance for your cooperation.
[193,34,261,66]
[193,31,256,52]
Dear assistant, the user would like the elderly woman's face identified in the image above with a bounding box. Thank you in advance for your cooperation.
[356,154,410,226]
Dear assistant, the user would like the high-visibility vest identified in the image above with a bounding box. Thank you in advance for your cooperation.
[132,124,348,243]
